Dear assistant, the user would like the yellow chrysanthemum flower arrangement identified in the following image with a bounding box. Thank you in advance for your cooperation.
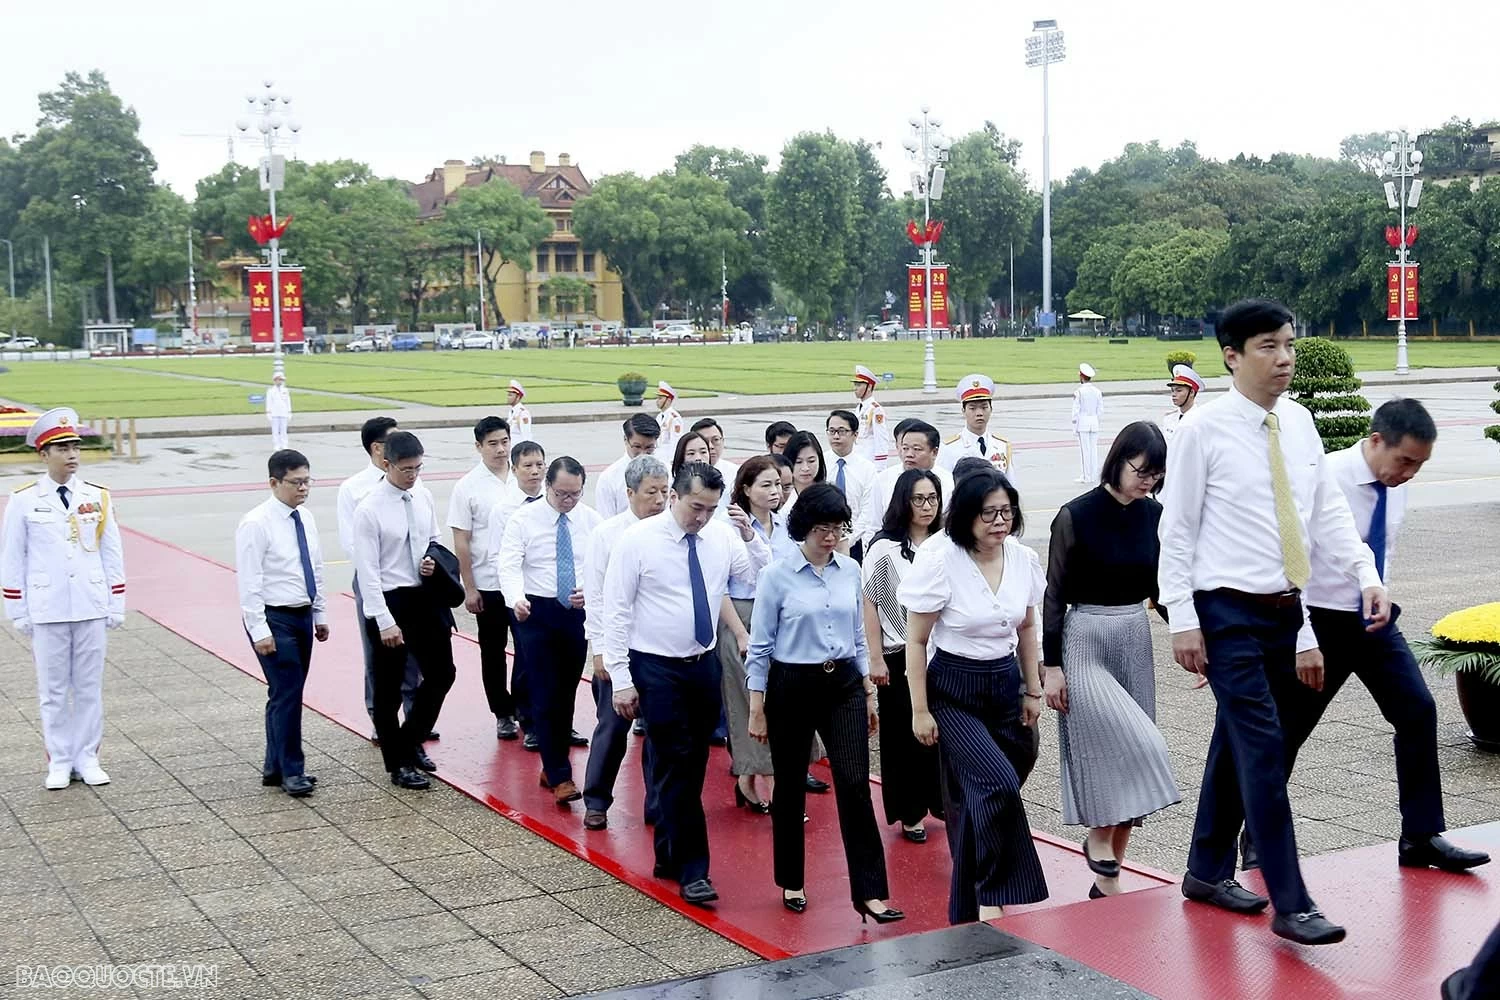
[1412,602,1500,684]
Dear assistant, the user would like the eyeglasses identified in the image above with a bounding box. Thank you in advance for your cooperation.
[808,524,848,540]
[826,427,853,437]
[550,488,584,502]
[392,464,422,477]
[1127,461,1164,482]
[910,495,939,509]
[279,477,314,489]
[979,506,1015,524]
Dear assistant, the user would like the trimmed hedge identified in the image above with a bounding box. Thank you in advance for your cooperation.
[1290,337,1369,452]
[1165,349,1197,375]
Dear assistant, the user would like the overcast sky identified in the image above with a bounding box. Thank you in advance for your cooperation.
[5,0,1498,201]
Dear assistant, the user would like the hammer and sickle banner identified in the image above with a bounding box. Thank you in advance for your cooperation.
[248,267,306,343]
[906,265,951,330]
[1386,263,1419,321]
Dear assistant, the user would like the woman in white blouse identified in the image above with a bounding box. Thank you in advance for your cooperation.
[898,468,1049,920]
[862,468,945,843]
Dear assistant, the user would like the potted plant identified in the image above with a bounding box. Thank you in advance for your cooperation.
[617,371,648,407]
[1165,349,1197,375]
[1411,602,1500,751]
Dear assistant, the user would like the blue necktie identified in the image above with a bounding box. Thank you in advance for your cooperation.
[58,485,70,509]
[290,509,317,602]
[686,533,713,647]
[1368,483,1388,582]
[835,458,847,495]
[555,512,575,607]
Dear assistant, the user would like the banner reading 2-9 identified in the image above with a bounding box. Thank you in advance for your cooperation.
[248,267,306,343]
[907,265,950,331]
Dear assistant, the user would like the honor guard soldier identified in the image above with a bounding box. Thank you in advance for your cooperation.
[655,382,685,457]
[851,365,894,466]
[1160,365,1204,443]
[2,408,126,790]
[1072,362,1104,483]
[266,373,292,450]
[937,374,1016,478]
[507,380,535,444]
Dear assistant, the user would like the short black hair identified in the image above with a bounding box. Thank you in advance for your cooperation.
[547,456,586,485]
[383,431,423,465]
[900,419,940,451]
[785,482,852,542]
[625,413,660,440]
[873,469,943,561]
[268,449,309,480]
[764,420,797,450]
[1101,421,1168,493]
[1371,397,1437,446]
[951,457,993,482]
[1217,298,1295,355]
[671,431,710,478]
[946,469,1024,550]
[673,461,725,497]
[826,409,858,433]
[891,417,919,442]
[770,452,793,471]
[511,440,546,465]
[690,417,722,436]
[474,415,509,442]
[361,416,398,455]
[782,431,826,482]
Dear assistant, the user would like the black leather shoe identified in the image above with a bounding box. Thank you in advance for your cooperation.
[709,735,728,748]
[570,729,589,747]
[583,809,608,831]
[1398,834,1491,873]
[1088,884,1105,900]
[680,879,719,906]
[424,731,440,742]
[390,767,431,790]
[263,773,317,787]
[1240,828,1260,871]
[782,891,807,913]
[631,719,646,736]
[412,748,438,773]
[1083,837,1121,879]
[805,773,830,794]
[281,775,315,797]
[1271,909,1346,945]
[496,717,520,741]
[523,732,540,752]
[901,826,927,844]
[1441,969,1467,1000]
[853,900,905,924]
[1181,873,1270,914]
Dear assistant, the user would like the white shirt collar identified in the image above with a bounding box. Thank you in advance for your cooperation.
[38,474,77,496]
[1349,441,1378,485]
[1225,383,1287,425]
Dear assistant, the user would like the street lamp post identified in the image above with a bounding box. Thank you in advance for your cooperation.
[1026,19,1065,328]
[903,106,949,395]
[1376,130,1423,376]
[236,81,301,381]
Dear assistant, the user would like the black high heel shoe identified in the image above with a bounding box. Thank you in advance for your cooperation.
[1089,884,1106,900]
[734,782,771,815]
[853,900,905,924]
[1082,837,1121,878]
[783,891,807,914]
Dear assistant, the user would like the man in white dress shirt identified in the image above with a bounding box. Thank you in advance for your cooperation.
[2,407,125,790]
[266,373,292,450]
[486,439,550,748]
[499,456,603,805]
[1159,298,1388,945]
[861,420,954,549]
[351,431,453,790]
[655,382,685,457]
[337,417,424,734]
[1160,365,1204,442]
[581,455,670,830]
[1071,363,1103,484]
[825,409,877,560]
[507,380,534,443]
[937,375,1017,480]
[1239,398,1488,875]
[235,449,328,797]
[447,416,520,741]
[690,417,738,512]
[602,462,770,905]
[593,414,662,519]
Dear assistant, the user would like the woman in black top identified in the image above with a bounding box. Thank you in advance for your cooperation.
[1042,421,1181,898]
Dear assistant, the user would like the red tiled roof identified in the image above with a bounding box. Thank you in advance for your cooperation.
[409,162,594,219]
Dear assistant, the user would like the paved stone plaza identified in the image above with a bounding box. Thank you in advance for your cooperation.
[2,373,1498,997]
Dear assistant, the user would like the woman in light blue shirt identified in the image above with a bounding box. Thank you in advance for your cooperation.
[746,483,903,925]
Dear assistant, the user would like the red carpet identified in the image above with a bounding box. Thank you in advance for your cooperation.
[120,526,1174,959]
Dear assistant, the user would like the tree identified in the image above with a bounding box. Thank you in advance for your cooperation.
[1338,133,1391,174]
[437,180,552,321]
[121,187,203,326]
[538,275,595,323]
[674,145,774,317]
[1289,336,1370,451]
[766,132,859,324]
[572,172,664,324]
[939,126,1035,319]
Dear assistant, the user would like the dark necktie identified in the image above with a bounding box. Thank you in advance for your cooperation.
[58,485,70,509]
[290,509,317,602]
[555,513,575,606]
[978,437,987,456]
[524,494,539,503]
[686,533,713,647]
[1368,482,1388,582]
[835,458,847,495]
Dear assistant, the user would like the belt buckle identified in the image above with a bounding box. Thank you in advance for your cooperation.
[821,659,836,673]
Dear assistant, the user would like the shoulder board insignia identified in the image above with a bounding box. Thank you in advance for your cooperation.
[944,434,961,444]
[12,482,36,493]
[84,482,109,493]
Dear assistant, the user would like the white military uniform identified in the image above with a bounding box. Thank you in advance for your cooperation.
[656,381,684,457]
[508,380,534,444]
[266,379,292,449]
[1160,365,1205,444]
[1071,363,1104,484]
[1,410,126,787]
[936,374,1017,481]
[1159,408,1185,442]
[852,365,894,465]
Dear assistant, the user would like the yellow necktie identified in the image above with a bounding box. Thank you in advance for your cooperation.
[1264,412,1310,589]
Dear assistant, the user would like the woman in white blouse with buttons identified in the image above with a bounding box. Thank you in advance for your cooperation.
[898,468,1049,921]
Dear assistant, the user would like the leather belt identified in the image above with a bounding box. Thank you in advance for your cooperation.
[774,658,854,674]
[1213,587,1302,609]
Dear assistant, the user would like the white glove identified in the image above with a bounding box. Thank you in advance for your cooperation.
[107,614,125,630]
[15,618,32,637]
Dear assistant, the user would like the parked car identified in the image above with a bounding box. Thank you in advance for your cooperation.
[345,336,378,352]
[95,343,120,356]
[457,331,496,350]
[652,324,701,343]
[509,329,550,349]
[5,336,41,350]
[873,320,905,340]
[138,343,159,354]
[390,334,423,351]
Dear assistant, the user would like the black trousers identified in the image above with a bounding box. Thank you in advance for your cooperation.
[366,587,456,774]
[250,606,313,780]
[941,721,1039,925]
[512,597,587,786]
[356,573,419,721]
[929,649,1047,910]
[1187,589,1313,915]
[1454,918,1500,1000]
[875,648,945,827]
[766,659,889,902]
[582,672,659,820]
[632,649,721,885]
[477,590,519,720]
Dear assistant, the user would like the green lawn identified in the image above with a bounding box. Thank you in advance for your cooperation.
[2,337,1494,418]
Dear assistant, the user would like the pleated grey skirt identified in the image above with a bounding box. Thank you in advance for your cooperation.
[1057,603,1181,828]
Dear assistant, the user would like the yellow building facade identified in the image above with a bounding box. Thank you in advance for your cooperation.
[411,152,624,325]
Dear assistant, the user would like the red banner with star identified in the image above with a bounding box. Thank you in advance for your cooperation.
[248,267,305,343]
[1386,263,1418,321]
[907,265,950,330]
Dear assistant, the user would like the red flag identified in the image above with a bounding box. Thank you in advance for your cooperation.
[907,220,922,246]
[1405,225,1418,247]
[1384,226,1400,249]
